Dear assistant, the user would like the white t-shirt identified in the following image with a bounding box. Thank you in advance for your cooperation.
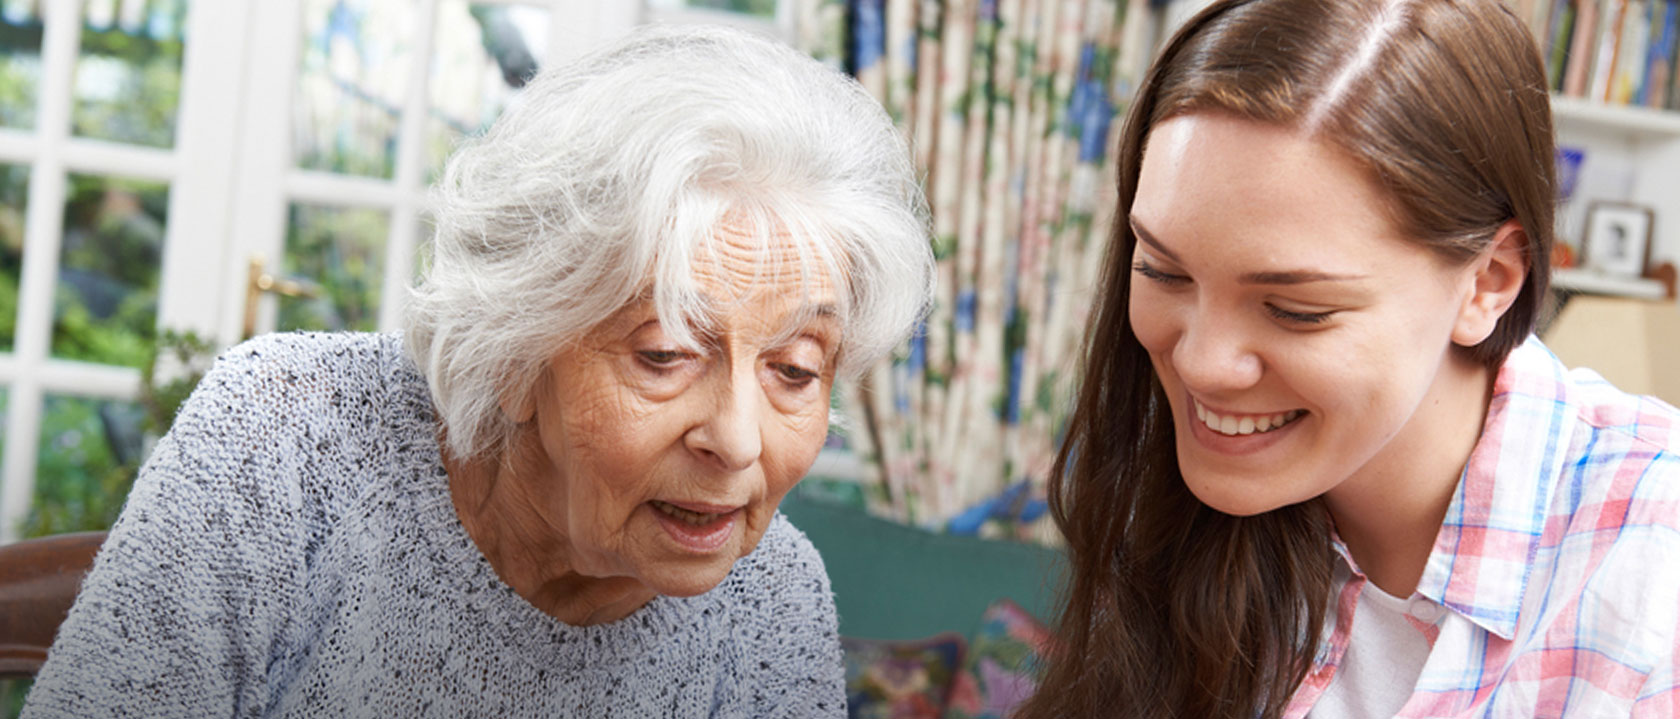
[1308,580,1436,718]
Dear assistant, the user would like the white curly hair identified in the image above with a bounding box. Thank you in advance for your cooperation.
[405,24,933,461]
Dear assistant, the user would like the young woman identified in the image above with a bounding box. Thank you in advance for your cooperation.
[1017,1,1679,717]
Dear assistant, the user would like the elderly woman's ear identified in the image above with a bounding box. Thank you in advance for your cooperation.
[500,387,536,425]
[499,362,558,426]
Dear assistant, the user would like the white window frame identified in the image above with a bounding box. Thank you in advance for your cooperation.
[0,0,245,540]
[220,0,791,344]
[1,0,795,540]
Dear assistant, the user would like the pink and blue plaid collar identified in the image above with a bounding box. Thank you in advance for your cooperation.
[1415,336,1573,639]
[1324,337,1570,640]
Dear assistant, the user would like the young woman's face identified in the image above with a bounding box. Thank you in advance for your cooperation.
[1128,114,1482,516]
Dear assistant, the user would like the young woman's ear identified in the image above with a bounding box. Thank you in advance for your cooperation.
[1452,219,1530,347]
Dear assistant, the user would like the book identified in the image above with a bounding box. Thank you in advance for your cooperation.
[1565,0,1603,96]
[1646,0,1678,106]
[1535,0,1561,43]
[1548,0,1579,92]
[1611,0,1650,103]
[1637,0,1662,104]
[1590,0,1627,102]
[1670,13,1680,108]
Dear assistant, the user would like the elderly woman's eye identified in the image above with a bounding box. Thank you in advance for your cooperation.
[638,350,687,367]
[775,363,819,386]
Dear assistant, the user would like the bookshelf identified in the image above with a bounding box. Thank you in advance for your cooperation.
[1525,0,1680,299]
[1552,95,1680,138]
[1553,267,1671,299]
[1550,97,1680,293]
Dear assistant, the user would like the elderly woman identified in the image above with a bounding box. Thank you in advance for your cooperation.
[24,25,931,717]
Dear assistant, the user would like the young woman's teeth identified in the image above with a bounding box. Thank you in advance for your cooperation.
[652,501,725,525]
[1194,401,1304,437]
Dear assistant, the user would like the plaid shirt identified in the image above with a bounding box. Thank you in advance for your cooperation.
[1287,336,1680,718]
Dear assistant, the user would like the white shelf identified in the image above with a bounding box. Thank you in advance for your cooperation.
[1551,96,1680,142]
[1552,268,1668,300]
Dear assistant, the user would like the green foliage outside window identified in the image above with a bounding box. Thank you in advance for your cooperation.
[279,204,388,333]
[681,0,779,18]
[0,162,26,352]
[0,11,43,131]
[27,395,137,538]
[24,329,216,539]
[72,3,187,147]
[1,330,215,717]
[51,173,168,369]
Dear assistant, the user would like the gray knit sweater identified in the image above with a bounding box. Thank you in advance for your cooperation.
[22,332,846,718]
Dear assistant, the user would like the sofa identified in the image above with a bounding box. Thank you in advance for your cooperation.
[779,492,1066,718]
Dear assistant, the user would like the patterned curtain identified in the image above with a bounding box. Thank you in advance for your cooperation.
[797,0,1155,540]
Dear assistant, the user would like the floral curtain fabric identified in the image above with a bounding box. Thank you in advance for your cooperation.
[798,0,1153,539]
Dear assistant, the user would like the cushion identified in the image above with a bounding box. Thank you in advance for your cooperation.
[842,633,967,719]
[941,599,1051,719]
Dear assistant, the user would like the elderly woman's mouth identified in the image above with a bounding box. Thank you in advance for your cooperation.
[650,500,742,552]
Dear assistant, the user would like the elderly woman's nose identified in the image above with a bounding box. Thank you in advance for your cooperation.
[683,364,765,472]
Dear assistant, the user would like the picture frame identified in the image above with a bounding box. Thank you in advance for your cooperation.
[1581,202,1655,279]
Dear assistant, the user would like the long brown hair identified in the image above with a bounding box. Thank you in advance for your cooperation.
[1017,1,1555,717]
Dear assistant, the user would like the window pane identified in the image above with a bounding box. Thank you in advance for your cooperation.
[72,0,188,148]
[426,2,549,180]
[647,0,778,18]
[0,387,8,467]
[1,677,27,719]
[0,1,44,130]
[295,0,415,179]
[414,217,432,282]
[279,203,387,332]
[52,172,168,368]
[0,162,26,353]
[30,393,143,537]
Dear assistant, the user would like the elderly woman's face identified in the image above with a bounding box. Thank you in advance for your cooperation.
[525,224,838,598]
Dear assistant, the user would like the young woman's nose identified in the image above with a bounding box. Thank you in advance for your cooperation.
[1170,308,1263,392]
[682,360,764,472]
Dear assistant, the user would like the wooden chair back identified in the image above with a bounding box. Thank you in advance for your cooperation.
[0,532,106,678]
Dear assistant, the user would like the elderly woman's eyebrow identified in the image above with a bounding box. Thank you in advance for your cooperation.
[657,295,840,346]
[764,302,843,350]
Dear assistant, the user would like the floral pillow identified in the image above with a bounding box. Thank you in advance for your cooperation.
[842,633,967,719]
[941,600,1051,719]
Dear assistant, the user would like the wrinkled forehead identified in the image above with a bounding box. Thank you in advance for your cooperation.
[688,216,844,307]
[637,213,851,352]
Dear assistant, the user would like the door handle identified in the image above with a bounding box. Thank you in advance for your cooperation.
[243,255,322,339]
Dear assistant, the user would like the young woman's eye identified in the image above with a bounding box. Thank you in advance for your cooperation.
[1266,304,1335,325]
[1132,260,1189,285]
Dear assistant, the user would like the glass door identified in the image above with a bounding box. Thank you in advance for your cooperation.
[0,0,798,543]
[225,0,793,343]
[0,0,243,541]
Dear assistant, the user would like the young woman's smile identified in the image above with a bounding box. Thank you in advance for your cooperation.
[1183,393,1308,454]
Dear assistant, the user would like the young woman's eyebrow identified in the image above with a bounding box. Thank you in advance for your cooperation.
[1240,268,1368,285]
[1131,214,1367,285]
[1129,216,1182,264]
